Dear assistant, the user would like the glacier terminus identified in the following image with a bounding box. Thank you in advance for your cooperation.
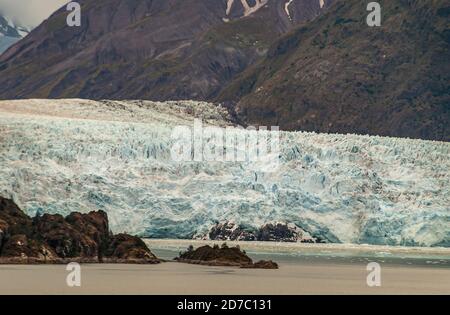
[0,99,448,247]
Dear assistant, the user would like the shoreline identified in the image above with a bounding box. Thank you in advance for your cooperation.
[1,239,449,267]
[0,239,449,294]
[144,239,450,255]
[146,239,450,269]
[145,239,450,258]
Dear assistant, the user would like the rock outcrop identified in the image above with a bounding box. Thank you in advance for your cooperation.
[258,222,303,242]
[105,234,158,262]
[0,196,159,264]
[33,213,100,259]
[0,234,56,261]
[175,244,278,269]
[203,221,318,243]
[242,260,279,269]
[207,222,257,241]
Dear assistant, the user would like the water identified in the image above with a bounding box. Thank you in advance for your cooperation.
[145,239,450,268]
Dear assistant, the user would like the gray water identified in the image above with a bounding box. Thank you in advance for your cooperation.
[145,239,450,268]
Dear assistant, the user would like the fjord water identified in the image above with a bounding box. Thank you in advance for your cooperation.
[146,239,450,267]
[1,240,449,294]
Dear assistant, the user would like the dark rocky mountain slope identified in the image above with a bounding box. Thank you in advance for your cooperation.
[218,0,450,141]
[0,0,447,141]
[0,0,331,100]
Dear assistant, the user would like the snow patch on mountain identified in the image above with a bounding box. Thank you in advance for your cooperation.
[284,0,294,20]
[226,0,269,17]
[0,15,29,54]
[0,99,448,247]
[226,0,327,19]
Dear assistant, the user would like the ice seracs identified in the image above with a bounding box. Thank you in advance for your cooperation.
[0,99,449,247]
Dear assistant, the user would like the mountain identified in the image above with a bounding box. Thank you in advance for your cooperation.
[0,15,29,54]
[0,0,332,100]
[0,0,448,141]
[218,0,450,141]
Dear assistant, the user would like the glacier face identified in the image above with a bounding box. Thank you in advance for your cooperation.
[0,99,449,247]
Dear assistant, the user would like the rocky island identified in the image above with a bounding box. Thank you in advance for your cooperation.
[175,243,278,269]
[0,196,159,264]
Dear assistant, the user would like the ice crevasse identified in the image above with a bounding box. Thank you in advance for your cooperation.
[0,99,448,247]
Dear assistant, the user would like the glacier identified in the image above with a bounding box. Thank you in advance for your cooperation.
[0,15,30,54]
[0,99,449,247]
[0,35,18,54]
